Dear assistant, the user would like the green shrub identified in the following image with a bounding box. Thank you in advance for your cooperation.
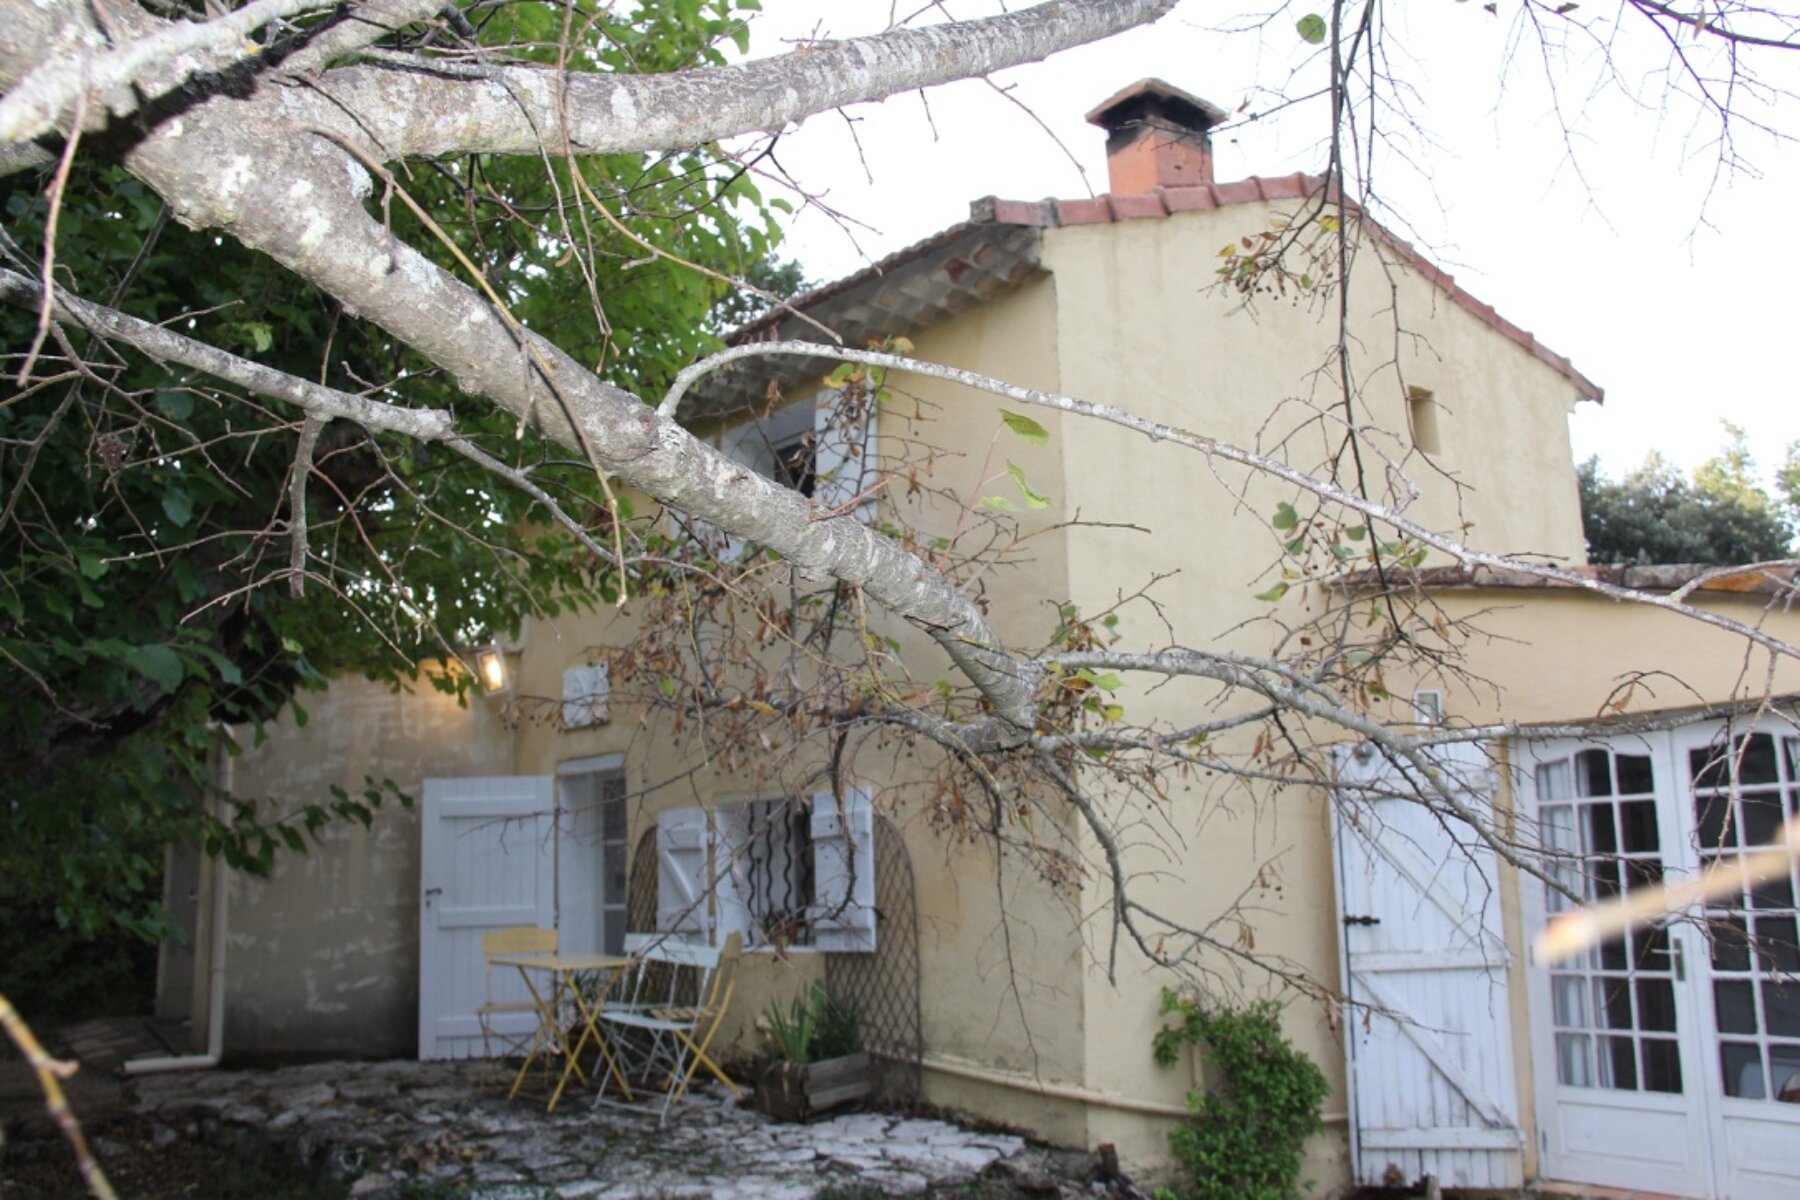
[1151,988,1330,1200]
[764,981,862,1063]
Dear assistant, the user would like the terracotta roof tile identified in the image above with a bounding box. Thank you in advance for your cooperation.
[1350,563,1800,597]
[1162,185,1222,212]
[1108,192,1169,220]
[1054,197,1113,225]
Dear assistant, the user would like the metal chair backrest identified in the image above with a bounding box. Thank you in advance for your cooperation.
[482,925,557,968]
[610,932,731,1012]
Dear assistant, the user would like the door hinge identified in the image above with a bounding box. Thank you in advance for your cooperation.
[1342,914,1381,926]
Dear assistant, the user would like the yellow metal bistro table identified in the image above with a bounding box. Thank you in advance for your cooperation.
[488,952,630,1112]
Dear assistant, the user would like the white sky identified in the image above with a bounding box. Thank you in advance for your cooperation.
[728,1,1800,484]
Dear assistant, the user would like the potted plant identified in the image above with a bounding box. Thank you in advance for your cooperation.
[753,981,870,1121]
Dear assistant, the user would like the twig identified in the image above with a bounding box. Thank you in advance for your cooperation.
[0,994,119,1200]
[16,87,86,386]
[288,415,325,596]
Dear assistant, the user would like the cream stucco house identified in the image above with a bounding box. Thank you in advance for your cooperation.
[154,80,1800,1199]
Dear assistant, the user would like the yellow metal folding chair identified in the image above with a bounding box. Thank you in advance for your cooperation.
[476,925,557,1087]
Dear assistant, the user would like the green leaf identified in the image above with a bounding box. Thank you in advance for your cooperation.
[1272,501,1299,531]
[1297,13,1328,43]
[161,489,193,527]
[997,409,1050,446]
[1076,669,1123,692]
[1254,581,1291,602]
[240,321,274,353]
[659,675,677,699]
[978,495,1018,512]
[75,550,108,580]
[155,389,194,421]
[1005,461,1051,509]
[126,643,184,692]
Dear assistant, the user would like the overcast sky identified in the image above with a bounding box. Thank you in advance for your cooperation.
[726,1,1800,486]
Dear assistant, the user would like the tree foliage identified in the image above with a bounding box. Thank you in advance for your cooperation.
[1579,427,1796,566]
[0,0,783,938]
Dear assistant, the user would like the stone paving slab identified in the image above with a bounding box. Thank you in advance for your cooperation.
[127,1058,1086,1198]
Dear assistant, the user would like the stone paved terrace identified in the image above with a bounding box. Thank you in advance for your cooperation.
[120,1058,1093,1198]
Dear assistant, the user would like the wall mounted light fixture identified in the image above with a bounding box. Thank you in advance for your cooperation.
[473,644,511,697]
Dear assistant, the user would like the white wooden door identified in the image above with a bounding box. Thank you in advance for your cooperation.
[417,776,554,1060]
[1332,742,1523,1189]
[1520,735,1714,1197]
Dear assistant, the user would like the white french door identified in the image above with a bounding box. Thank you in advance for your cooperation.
[1522,723,1800,1200]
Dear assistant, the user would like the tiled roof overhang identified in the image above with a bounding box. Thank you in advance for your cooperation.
[1347,563,1799,597]
[681,221,1045,422]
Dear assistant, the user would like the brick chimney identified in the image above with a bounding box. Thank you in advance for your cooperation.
[1086,79,1227,194]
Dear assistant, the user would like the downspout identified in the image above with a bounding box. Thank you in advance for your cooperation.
[126,728,233,1075]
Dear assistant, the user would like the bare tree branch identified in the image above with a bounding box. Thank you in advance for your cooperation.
[0,268,457,441]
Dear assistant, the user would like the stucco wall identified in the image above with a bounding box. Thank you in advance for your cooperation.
[502,271,1102,1142]
[1030,203,1598,1170]
[219,673,513,1058]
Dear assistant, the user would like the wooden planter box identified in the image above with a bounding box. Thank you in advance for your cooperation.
[753,1052,872,1121]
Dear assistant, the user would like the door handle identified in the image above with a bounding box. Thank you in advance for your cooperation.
[1343,914,1381,926]
[423,886,443,907]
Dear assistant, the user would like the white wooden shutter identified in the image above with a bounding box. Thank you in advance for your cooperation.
[813,389,877,521]
[561,663,609,729]
[810,787,876,952]
[711,805,753,945]
[1331,742,1522,1190]
[656,805,713,938]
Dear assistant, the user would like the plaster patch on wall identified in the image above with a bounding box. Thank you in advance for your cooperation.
[302,971,350,1015]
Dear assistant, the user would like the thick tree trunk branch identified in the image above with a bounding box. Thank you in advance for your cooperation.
[0,0,339,145]
[300,0,1176,159]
